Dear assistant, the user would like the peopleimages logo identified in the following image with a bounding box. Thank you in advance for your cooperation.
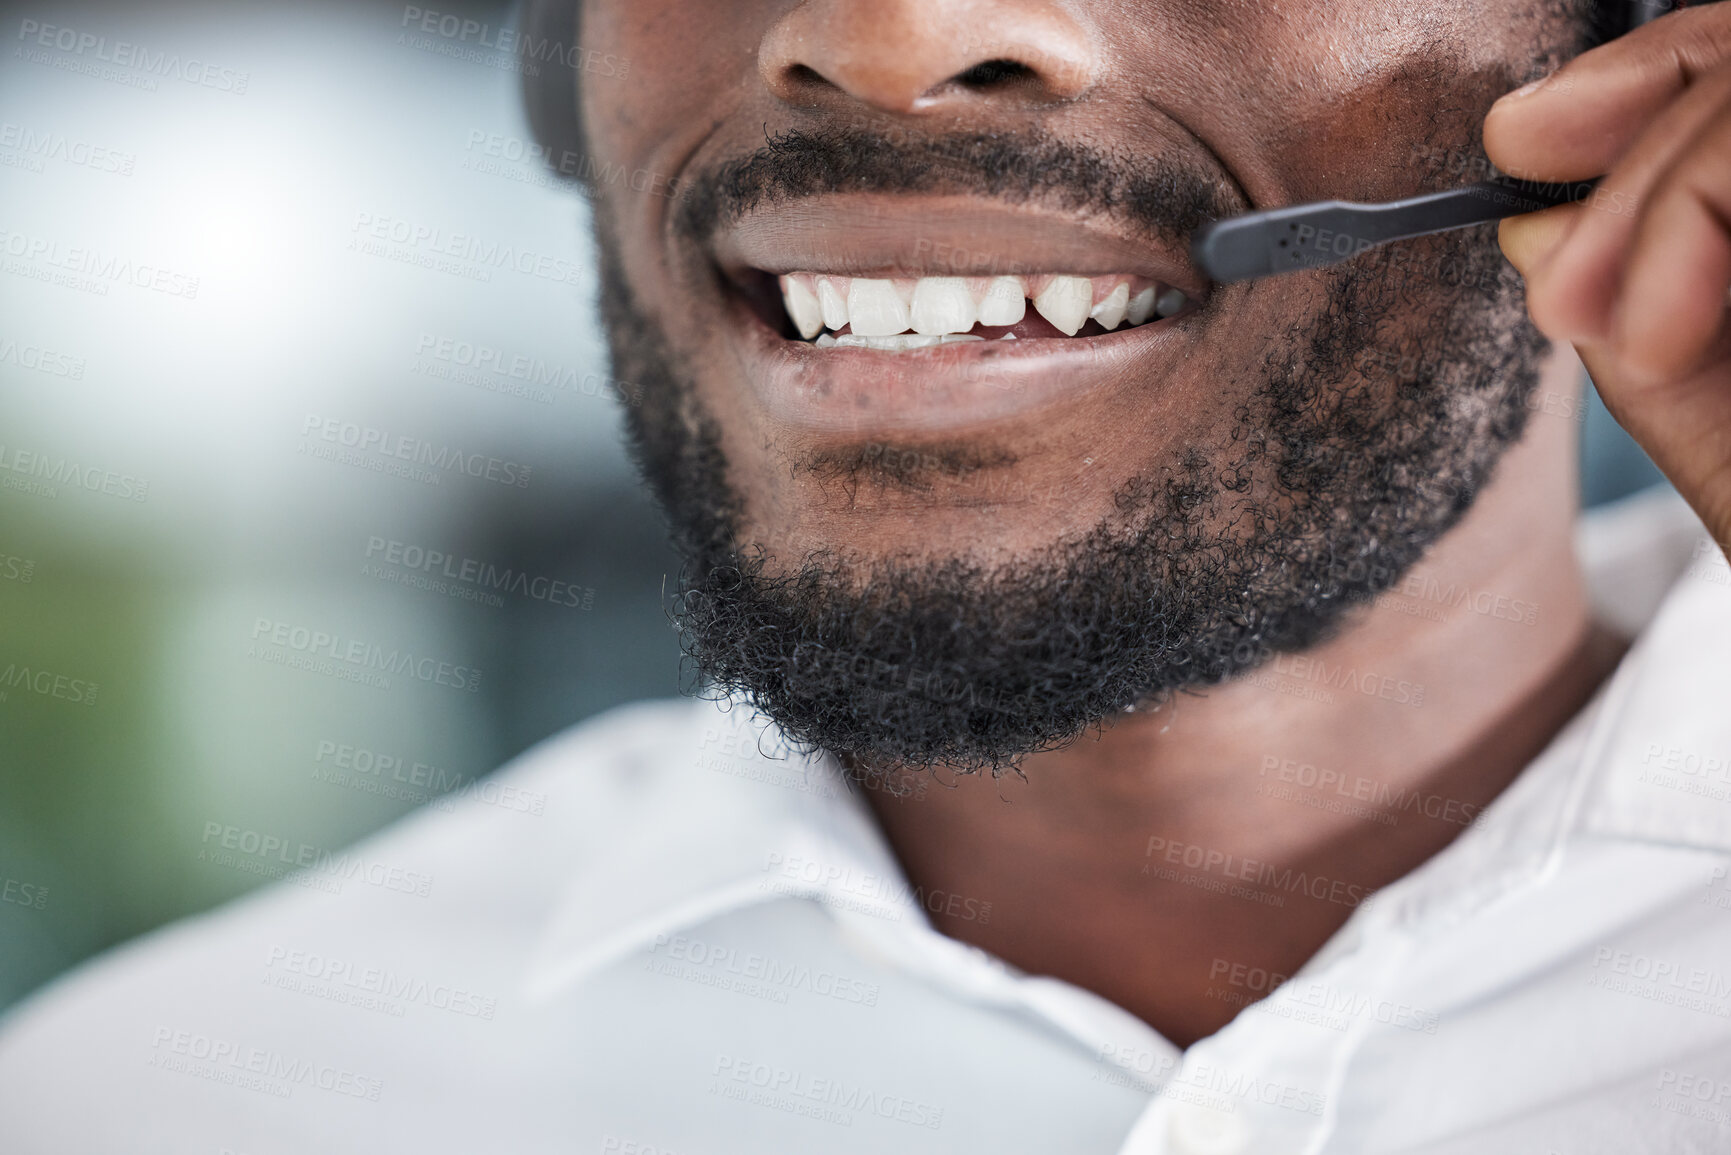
[148,1028,382,1102]
[0,225,200,298]
[461,131,679,204]
[1204,958,1441,1035]
[1161,1061,1327,1118]
[398,6,630,78]
[1143,835,1376,911]
[199,821,435,898]
[15,20,251,94]
[413,331,643,406]
[312,739,547,816]
[1588,946,1731,1018]
[348,211,586,287]
[263,945,497,1021]
[0,875,48,910]
[710,1055,944,1130]
[1256,755,1480,827]
[0,657,99,706]
[299,414,532,489]
[0,335,86,379]
[0,443,148,502]
[248,617,483,693]
[363,536,595,612]
[0,122,135,175]
[761,852,993,925]
[647,933,881,1009]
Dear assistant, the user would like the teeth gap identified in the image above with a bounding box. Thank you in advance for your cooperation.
[776,272,1191,349]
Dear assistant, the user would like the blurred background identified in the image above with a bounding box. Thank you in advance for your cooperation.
[0,0,1667,1013]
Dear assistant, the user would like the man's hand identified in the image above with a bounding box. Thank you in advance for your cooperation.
[1487,3,1731,554]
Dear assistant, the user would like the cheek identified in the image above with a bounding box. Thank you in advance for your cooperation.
[580,0,781,170]
[1131,1,1516,207]
[578,1,787,329]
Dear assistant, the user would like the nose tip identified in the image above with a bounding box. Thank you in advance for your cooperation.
[759,0,1097,116]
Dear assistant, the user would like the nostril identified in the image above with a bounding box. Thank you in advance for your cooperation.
[952,59,1033,89]
[760,3,1094,113]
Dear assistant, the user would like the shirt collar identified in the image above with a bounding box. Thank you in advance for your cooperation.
[519,699,1170,1062]
[1574,533,1731,850]
[521,705,888,1001]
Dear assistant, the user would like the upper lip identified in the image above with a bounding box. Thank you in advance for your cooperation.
[710,193,1209,300]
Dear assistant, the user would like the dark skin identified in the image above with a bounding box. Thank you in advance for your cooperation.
[851,396,1626,1045]
[577,0,1729,1045]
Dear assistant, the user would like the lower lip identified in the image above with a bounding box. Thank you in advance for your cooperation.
[727,292,1193,437]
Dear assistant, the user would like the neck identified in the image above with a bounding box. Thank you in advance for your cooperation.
[860,346,1626,1046]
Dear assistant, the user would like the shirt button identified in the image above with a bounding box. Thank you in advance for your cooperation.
[1167,1102,1252,1155]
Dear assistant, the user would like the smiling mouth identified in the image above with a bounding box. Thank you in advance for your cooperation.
[706,194,1211,432]
[775,272,1193,350]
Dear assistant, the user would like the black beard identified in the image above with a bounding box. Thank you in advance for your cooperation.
[594,130,1547,777]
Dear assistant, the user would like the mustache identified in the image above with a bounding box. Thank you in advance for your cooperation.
[674,127,1240,248]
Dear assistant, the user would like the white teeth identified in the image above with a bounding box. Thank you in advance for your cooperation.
[1033,275,1092,336]
[910,277,978,336]
[835,333,940,351]
[846,279,910,337]
[816,277,849,331]
[977,276,1027,327]
[816,332,983,351]
[1090,282,1129,330]
[1126,286,1157,326]
[779,276,824,340]
[788,273,1185,346]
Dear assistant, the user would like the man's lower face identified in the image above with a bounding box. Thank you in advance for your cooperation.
[579,7,1573,775]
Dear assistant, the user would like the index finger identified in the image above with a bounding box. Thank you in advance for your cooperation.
[1484,4,1731,181]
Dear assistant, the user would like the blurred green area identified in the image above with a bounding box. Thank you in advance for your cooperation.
[0,510,185,999]
[0,482,683,1010]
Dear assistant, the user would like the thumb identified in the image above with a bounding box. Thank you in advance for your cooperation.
[1497,201,1583,278]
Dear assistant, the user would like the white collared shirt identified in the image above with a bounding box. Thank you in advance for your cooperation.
[4,488,1731,1155]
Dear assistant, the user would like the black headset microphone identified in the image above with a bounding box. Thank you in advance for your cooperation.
[1192,0,1713,282]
